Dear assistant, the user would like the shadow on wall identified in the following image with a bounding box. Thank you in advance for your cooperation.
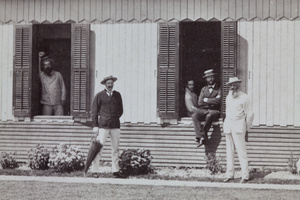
[89,30,96,107]
[237,35,248,93]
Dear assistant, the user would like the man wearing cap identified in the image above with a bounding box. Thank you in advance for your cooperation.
[39,56,66,115]
[192,69,221,147]
[223,77,254,184]
[91,75,126,178]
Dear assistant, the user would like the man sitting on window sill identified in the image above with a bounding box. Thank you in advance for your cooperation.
[190,69,221,147]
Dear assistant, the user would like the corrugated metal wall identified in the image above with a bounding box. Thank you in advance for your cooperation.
[0,24,14,121]
[0,0,300,23]
[238,19,300,127]
[90,22,158,124]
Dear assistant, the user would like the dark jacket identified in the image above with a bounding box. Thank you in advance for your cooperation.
[92,90,123,128]
[198,83,221,110]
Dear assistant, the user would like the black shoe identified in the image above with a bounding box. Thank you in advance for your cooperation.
[195,137,200,143]
[223,178,234,183]
[197,138,207,147]
[92,173,100,178]
[113,171,128,178]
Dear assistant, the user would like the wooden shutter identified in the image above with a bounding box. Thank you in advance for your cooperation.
[157,23,180,119]
[71,24,90,117]
[221,21,237,117]
[13,25,32,117]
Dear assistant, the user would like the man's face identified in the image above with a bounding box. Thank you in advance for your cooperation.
[205,75,215,85]
[105,79,114,91]
[229,83,240,98]
[187,80,194,92]
[42,61,53,76]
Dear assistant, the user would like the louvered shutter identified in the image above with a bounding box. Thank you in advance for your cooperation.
[157,23,180,119]
[71,24,90,117]
[13,25,32,117]
[221,21,237,116]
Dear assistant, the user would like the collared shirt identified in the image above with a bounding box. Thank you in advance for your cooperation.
[106,89,114,97]
[40,71,66,105]
[208,84,216,93]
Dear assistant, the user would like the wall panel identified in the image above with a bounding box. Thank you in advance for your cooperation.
[295,18,300,127]
[0,24,14,121]
[238,19,300,127]
[91,22,158,124]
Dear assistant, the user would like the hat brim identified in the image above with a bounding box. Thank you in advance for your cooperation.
[226,80,242,85]
[101,77,117,84]
[41,58,54,64]
[203,73,217,78]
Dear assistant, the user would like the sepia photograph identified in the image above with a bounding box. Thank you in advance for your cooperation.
[0,0,300,199]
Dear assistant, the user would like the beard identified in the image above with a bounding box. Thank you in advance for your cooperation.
[229,90,239,98]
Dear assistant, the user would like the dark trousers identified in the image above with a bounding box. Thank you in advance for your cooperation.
[192,109,220,139]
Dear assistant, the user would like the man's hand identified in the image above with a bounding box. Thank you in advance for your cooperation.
[203,98,208,102]
[245,130,249,142]
[93,127,99,134]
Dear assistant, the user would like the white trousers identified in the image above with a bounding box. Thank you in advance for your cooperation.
[225,131,249,180]
[91,128,120,173]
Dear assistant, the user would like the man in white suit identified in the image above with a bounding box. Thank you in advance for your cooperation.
[223,77,254,183]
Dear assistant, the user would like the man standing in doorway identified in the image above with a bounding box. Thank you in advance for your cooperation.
[192,69,221,147]
[223,77,254,183]
[40,56,66,115]
[91,75,126,178]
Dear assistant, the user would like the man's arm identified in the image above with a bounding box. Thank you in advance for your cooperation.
[244,95,254,131]
[118,93,123,118]
[206,88,221,105]
[91,94,100,128]
[185,93,197,113]
[59,73,66,103]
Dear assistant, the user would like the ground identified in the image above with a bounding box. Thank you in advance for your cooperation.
[1,181,300,200]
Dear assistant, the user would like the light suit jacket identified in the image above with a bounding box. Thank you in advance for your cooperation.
[223,91,254,134]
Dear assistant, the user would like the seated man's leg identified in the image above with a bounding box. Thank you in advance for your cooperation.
[192,109,208,140]
[42,105,53,115]
[203,110,220,139]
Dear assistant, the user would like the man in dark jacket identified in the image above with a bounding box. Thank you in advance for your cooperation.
[91,75,126,178]
[192,69,221,147]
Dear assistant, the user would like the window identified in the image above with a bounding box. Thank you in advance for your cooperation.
[157,21,237,119]
[13,24,90,119]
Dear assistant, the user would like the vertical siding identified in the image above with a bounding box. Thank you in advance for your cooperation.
[1,0,300,23]
[0,24,14,121]
[91,22,158,124]
[238,19,300,127]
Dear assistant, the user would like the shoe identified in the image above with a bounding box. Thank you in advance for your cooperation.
[113,171,128,178]
[223,178,234,183]
[197,138,207,147]
[240,179,248,183]
[92,173,100,178]
[195,137,200,143]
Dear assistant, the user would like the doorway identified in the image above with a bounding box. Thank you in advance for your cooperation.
[31,24,71,116]
[179,22,221,117]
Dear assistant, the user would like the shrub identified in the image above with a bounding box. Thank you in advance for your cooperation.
[0,151,19,169]
[28,144,50,170]
[119,149,153,176]
[48,143,85,173]
[287,151,298,174]
[205,152,224,175]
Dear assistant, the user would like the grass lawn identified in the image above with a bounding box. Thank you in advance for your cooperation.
[0,166,300,185]
[1,181,300,200]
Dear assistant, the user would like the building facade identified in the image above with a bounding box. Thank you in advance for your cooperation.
[0,0,300,168]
